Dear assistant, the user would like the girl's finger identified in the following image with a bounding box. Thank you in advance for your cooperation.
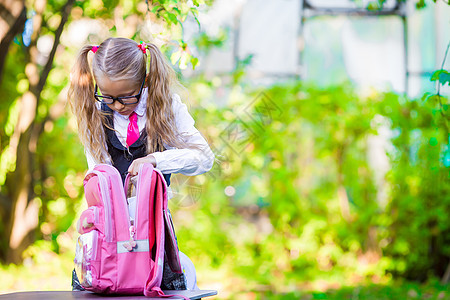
[128,162,136,176]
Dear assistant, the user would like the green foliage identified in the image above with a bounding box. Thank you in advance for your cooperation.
[71,0,207,70]
[364,0,439,11]
[193,30,228,55]
[250,280,449,299]
[0,239,76,291]
[0,45,25,150]
[380,96,449,280]
[171,80,449,294]
[425,41,449,172]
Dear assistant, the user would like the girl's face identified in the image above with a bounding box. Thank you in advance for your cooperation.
[96,76,142,116]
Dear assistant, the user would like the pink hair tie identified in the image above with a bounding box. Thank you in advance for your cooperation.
[91,45,99,53]
[138,41,147,54]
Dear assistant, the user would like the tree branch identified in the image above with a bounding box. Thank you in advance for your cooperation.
[36,0,75,94]
[0,3,18,27]
[0,4,26,86]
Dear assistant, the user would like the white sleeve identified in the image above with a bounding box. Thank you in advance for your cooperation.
[150,94,215,176]
[85,149,97,171]
[85,147,113,171]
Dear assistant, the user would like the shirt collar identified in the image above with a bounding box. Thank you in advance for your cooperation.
[134,87,147,117]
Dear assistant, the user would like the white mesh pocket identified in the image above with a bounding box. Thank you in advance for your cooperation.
[74,230,97,288]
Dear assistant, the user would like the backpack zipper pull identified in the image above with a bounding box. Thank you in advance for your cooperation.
[123,220,137,251]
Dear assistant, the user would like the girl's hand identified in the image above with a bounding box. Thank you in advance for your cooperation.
[128,154,156,176]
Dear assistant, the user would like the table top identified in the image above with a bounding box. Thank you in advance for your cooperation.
[0,290,217,300]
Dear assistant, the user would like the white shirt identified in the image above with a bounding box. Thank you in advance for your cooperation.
[85,87,215,191]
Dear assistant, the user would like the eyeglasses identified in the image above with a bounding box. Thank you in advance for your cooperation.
[94,75,146,105]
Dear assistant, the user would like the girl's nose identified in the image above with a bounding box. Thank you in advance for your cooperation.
[113,101,125,111]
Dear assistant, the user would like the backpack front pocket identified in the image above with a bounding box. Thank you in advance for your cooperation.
[74,230,100,288]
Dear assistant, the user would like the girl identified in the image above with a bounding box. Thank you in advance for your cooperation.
[68,37,215,291]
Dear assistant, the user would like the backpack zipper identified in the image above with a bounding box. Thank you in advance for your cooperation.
[91,169,114,243]
[122,164,144,252]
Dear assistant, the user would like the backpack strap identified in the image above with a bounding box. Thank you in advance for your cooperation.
[164,209,183,273]
[145,286,190,300]
[142,163,164,294]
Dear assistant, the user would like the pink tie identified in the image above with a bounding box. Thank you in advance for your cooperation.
[126,112,139,147]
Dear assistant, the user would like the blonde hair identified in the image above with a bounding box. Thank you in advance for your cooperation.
[68,37,200,163]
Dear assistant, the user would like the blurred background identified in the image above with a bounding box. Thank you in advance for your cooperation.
[0,0,449,298]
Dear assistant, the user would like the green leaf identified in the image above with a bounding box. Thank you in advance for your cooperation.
[415,0,426,9]
[190,8,201,29]
[367,1,382,11]
[151,5,160,13]
[429,137,438,146]
[431,69,450,86]
[443,104,449,112]
[421,92,432,102]
[167,12,179,24]
[439,73,450,86]
[427,95,440,105]
[190,56,199,69]
[193,0,205,6]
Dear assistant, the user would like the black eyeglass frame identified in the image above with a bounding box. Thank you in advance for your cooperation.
[94,74,146,105]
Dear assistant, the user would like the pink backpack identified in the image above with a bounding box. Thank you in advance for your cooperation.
[74,163,184,297]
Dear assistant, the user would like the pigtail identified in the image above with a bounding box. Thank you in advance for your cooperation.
[145,43,179,153]
[68,45,109,164]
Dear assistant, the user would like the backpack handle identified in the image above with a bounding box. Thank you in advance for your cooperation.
[124,173,131,196]
[124,173,139,199]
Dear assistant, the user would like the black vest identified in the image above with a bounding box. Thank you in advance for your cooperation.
[101,104,171,185]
